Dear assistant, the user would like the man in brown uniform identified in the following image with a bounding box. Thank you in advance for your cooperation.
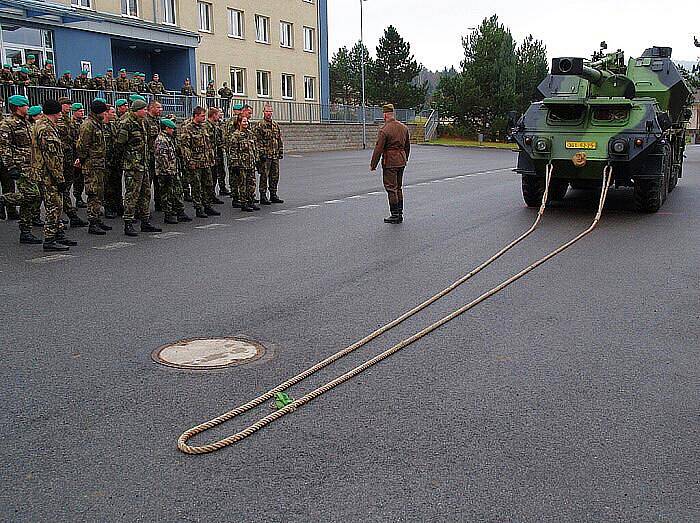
[370,104,410,224]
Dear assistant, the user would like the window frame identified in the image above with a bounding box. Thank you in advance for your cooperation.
[161,0,176,25]
[227,8,244,39]
[304,76,316,101]
[256,70,271,98]
[303,26,315,53]
[279,20,294,48]
[281,73,294,100]
[255,14,270,44]
[199,62,216,93]
[121,0,139,18]
[230,67,246,96]
[71,0,92,10]
[198,1,212,33]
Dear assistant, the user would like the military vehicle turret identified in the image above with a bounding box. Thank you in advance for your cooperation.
[513,46,694,212]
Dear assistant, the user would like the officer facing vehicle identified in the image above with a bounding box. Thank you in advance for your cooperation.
[370,104,410,224]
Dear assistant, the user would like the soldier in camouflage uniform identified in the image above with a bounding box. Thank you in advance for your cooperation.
[103,68,115,91]
[0,95,42,243]
[144,100,163,211]
[39,60,56,87]
[205,81,216,108]
[116,69,131,93]
[24,55,40,85]
[32,99,78,251]
[147,73,165,95]
[131,73,146,94]
[15,67,31,87]
[27,105,46,227]
[0,64,14,85]
[115,99,161,236]
[76,99,111,235]
[179,106,220,218]
[229,116,259,212]
[154,118,190,224]
[224,102,244,206]
[104,102,124,218]
[0,102,20,221]
[255,104,284,205]
[69,103,87,208]
[73,70,90,90]
[57,70,73,89]
[205,107,227,200]
[56,97,87,228]
[90,74,105,91]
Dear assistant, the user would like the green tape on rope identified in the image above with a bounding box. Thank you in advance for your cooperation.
[273,392,293,410]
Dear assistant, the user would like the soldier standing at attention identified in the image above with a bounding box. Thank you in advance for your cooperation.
[255,104,284,205]
[1,64,14,85]
[180,106,220,218]
[230,116,259,212]
[116,68,131,92]
[218,82,233,118]
[144,100,164,211]
[155,118,190,224]
[225,102,244,205]
[205,107,227,200]
[104,100,126,218]
[24,54,40,85]
[0,95,42,244]
[103,68,115,91]
[28,105,45,228]
[115,99,161,236]
[115,98,129,119]
[58,70,73,89]
[205,81,216,107]
[32,99,78,251]
[56,97,87,228]
[76,99,111,235]
[370,103,411,224]
[181,78,194,96]
[15,67,31,87]
[73,70,90,90]
[147,73,165,95]
[39,60,56,87]
[69,103,87,208]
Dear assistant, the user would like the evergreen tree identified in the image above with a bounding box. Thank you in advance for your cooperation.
[329,46,355,104]
[515,35,548,113]
[349,41,376,104]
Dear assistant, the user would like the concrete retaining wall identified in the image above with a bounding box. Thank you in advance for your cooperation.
[279,122,420,153]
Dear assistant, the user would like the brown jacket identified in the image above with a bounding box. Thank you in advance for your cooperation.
[370,119,411,170]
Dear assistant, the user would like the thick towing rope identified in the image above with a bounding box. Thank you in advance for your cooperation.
[178,165,612,455]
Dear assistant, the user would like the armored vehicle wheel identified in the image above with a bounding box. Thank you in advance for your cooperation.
[549,180,569,201]
[668,165,679,193]
[522,174,546,207]
[633,176,666,213]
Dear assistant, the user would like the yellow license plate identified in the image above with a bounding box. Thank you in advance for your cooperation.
[565,141,597,150]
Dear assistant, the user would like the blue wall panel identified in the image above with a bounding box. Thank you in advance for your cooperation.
[53,28,112,77]
[318,0,330,106]
[111,45,151,78]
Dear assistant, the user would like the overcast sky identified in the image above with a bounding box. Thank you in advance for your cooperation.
[328,0,700,70]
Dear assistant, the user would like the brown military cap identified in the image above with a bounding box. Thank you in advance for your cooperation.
[382,103,395,113]
[57,96,72,105]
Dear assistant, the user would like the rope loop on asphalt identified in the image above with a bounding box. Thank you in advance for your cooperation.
[178,164,612,455]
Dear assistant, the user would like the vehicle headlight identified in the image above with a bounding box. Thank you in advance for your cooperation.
[534,138,550,152]
[610,139,628,154]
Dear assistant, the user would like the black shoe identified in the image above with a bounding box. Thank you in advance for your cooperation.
[204,206,221,216]
[250,203,260,211]
[196,209,208,218]
[242,205,254,212]
[105,209,117,219]
[177,212,192,222]
[76,199,87,209]
[124,221,138,237]
[270,195,284,204]
[231,200,242,208]
[184,194,193,202]
[56,237,78,246]
[259,195,271,206]
[43,240,69,252]
[98,221,112,231]
[164,214,178,224]
[384,214,402,224]
[32,217,44,227]
[19,231,42,244]
[219,188,231,196]
[88,222,106,235]
[211,197,225,205]
[7,207,19,220]
[141,221,162,233]
[253,198,260,203]
[69,216,88,228]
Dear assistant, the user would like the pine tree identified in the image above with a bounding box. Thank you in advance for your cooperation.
[515,35,548,113]
[329,46,355,104]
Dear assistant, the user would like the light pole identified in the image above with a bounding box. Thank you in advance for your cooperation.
[360,0,367,149]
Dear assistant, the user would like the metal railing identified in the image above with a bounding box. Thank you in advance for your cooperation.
[423,109,439,141]
[1,85,417,124]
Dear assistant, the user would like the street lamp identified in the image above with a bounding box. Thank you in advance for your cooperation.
[360,0,367,149]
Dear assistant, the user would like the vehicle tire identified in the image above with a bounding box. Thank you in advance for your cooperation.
[549,179,569,201]
[668,165,678,193]
[522,174,545,207]
[633,177,665,212]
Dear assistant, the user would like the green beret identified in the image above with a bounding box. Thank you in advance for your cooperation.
[2,64,10,68]
[128,94,146,102]
[62,70,71,75]
[81,69,88,74]
[46,59,53,65]
[94,97,107,103]
[131,99,147,111]
[160,118,176,129]
[107,68,113,72]
[119,68,126,72]
[232,102,244,110]
[115,99,128,107]
[20,67,29,74]
[8,94,29,107]
[27,54,35,60]
[71,102,83,111]
[95,74,102,78]
[28,105,42,117]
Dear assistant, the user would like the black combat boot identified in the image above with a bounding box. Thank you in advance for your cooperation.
[141,221,162,233]
[195,208,208,218]
[177,212,192,222]
[241,204,254,212]
[383,204,401,224]
[164,214,178,224]
[43,239,69,252]
[219,186,231,196]
[249,203,260,211]
[98,221,112,231]
[88,220,106,235]
[55,230,78,246]
[32,217,45,227]
[19,230,42,244]
[76,197,87,209]
[396,200,404,223]
[231,199,242,208]
[259,193,271,205]
[124,220,138,237]
[204,206,221,216]
[69,215,88,228]
[270,193,284,204]
[211,196,225,205]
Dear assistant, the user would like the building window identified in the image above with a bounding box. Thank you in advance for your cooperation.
[162,0,176,24]
[281,74,294,100]
[200,63,215,92]
[303,26,315,52]
[256,70,271,98]
[71,0,91,8]
[227,9,244,38]
[230,67,245,95]
[198,2,212,32]
[121,0,138,17]
[255,15,270,44]
[1,26,55,69]
[280,21,293,48]
[304,76,316,100]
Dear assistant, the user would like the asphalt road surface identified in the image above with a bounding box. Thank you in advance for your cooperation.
[1,145,698,522]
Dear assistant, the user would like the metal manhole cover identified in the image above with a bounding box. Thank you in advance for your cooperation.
[152,337,265,369]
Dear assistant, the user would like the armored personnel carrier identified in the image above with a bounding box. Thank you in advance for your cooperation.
[513,46,694,212]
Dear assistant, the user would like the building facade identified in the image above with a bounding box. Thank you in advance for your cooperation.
[0,0,329,104]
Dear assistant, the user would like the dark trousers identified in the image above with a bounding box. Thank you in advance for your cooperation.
[72,166,84,202]
[382,166,404,211]
[0,165,19,219]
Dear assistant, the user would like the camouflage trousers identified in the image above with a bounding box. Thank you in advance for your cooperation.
[123,169,151,222]
[228,166,241,201]
[32,184,45,221]
[159,175,185,216]
[187,167,213,210]
[62,162,79,218]
[1,174,41,232]
[73,165,84,201]
[240,169,257,204]
[84,166,105,221]
[42,182,63,240]
[149,160,162,210]
[258,158,280,196]
[104,164,123,215]
[212,160,226,193]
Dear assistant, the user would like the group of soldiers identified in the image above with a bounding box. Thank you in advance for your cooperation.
[0,94,284,251]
